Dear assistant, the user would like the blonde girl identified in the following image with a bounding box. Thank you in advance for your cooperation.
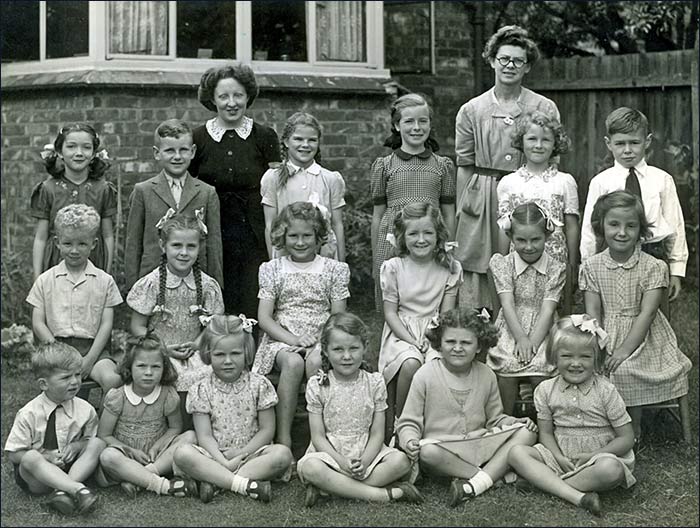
[173,315,293,503]
[378,202,462,441]
[128,212,225,424]
[97,334,197,498]
[298,312,421,507]
[508,315,638,517]
[370,93,456,312]
[32,123,116,279]
[261,112,346,260]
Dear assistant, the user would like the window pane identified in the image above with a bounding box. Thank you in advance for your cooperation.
[176,1,235,59]
[0,1,39,62]
[384,1,431,73]
[316,1,365,62]
[109,1,168,55]
[46,1,89,59]
[252,1,306,61]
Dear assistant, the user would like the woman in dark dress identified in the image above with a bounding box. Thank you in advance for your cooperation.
[190,64,281,318]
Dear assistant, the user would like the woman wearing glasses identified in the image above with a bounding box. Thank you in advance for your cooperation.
[453,25,560,310]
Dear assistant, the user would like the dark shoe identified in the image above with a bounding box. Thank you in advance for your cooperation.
[47,489,75,515]
[386,481,423,504]
[514,478,535,493]
[246,480,271,502]
[304,484,320,508]
[120,482,138,499]
[167,478,198,498]
[199,481,216,503]
[449,479,473,508]
[74,487,98,515]
[580,492,602,516]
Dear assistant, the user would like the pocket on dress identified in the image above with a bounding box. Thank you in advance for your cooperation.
[460,173,484,216]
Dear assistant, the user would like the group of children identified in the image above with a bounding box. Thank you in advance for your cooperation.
[4,90,692,518]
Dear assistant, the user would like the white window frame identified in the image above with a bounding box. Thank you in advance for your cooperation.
[2,1,388,79]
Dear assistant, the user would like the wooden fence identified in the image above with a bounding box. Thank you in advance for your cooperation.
[525,50,698,213]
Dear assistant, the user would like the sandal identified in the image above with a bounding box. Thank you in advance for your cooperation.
[167,478,198,498]
[74,487,98,515]
[448,479,473,508]
[386,482,423,504]
[304,484,320,508]
[47,489,75,515]
[246,480,271,502]
[199,481,216,503]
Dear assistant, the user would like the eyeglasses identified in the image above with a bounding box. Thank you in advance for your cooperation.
[495,56,527,68]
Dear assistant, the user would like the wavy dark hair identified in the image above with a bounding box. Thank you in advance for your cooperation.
[506,201,554,238]
[318,312,372,386]
[196,314,257,369]
[511,110,571,157]
[197,63,259,111]
[44,123,110,179]
[590,190,653,252]
[119,333,178,386]
[273,112,323,188]
[546,315,606,372]
[383,93,440,152]
[482,25,540,65]
[605,107,649,137]
[425,307,499,355]
[393,202,453,269]
[270,201,329,250]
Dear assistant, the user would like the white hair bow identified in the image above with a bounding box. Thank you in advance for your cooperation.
[155,208,176,229]
[194,207,209,235]
[238,314,258,333]
[476,308,491,323]
[570,314,609,349]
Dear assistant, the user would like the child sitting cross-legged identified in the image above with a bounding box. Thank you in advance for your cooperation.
[4,342,105,515]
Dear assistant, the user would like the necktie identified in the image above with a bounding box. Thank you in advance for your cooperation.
[625,168,643,207]
[43,405,61,450]
[170,180,182,208]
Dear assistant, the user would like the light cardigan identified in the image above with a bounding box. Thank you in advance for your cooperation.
[397,359,514,448]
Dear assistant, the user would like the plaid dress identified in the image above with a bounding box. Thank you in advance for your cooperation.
[370,149,455,311]
[579,247,691,406]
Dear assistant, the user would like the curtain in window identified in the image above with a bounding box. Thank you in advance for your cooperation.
[109,1,168,55]
[316,1,365,62]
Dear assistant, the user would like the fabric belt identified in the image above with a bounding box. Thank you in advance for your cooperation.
[474,166,510,179]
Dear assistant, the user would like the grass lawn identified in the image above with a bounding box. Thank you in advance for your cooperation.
[1,287,698,526]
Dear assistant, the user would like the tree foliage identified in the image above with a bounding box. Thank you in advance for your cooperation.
[487,1,698,57]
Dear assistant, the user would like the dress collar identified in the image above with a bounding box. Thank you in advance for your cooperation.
[516,164,558,183]
[163,268,197,290]
[39,392,75,418]
[287,161,321,176]
[394,148,432,160]
[559,374,597,395]
[124,384,162,405]
[514,251,549,276]
[210,370,248,394]
[205,116,253,143]
[601,246,641,270]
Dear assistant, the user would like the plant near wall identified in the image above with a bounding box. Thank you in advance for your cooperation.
[1,248,33,328]
[343,189,374,296]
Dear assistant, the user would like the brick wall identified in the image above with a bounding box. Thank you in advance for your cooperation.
[1,86,392,255]
[391,1,476,157]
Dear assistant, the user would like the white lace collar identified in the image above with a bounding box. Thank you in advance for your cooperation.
[514,251,549,276]
[287,161,321,176]
[163,268,197,290]
[205,116,253,143]
[124,384,162,405]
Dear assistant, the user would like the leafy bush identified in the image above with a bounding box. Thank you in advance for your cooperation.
[1,248,34,328]
[1,324,34,371]
[343,188,374,296]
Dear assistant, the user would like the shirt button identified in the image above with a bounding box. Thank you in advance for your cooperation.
[505,154,513,161]
[228,168,233,172]
[227,151,233,156]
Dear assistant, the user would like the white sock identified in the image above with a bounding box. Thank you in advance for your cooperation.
[145,463,159,475]
[466,470,493,496]
[146,474,169,495]
[230,474,249,495]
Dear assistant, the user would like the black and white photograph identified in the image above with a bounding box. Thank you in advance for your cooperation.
[1,1,698,525]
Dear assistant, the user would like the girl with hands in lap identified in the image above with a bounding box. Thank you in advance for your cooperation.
[508,315,638,517]
[297,313,421,507]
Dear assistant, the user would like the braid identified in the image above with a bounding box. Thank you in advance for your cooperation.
[193,258,203,309]
[319,351,332,386]
[157,253,167,312]
[277,162,291,189]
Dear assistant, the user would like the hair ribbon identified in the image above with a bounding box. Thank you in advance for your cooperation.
[444,241,459,253]
[238,314,258,333]
[315,368,328,385]
[570,314,609,349]
[386,232,397,249]
[155,208,176,229]
[476,307,491,323]
[307,192,330,219]
[194,207,209,235]
[426,313,441,331]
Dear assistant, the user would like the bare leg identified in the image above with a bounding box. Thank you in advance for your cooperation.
[90,359,123,392]
[361,452,412,487]
[419,444,480,479]
[299,459,390,502]
[237,445,293,481]
[627,406,643,440]
[173,445,240,490]
[562,457,625,492]
[99,447,160,489]
[480,427,537,482]
[66,437,106,483]
[19,451,86,495]
[395,359,421,419]
[497,376,520,416]
[151,431,197,476]
[275,351,305,448]
[305,347,322,380]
